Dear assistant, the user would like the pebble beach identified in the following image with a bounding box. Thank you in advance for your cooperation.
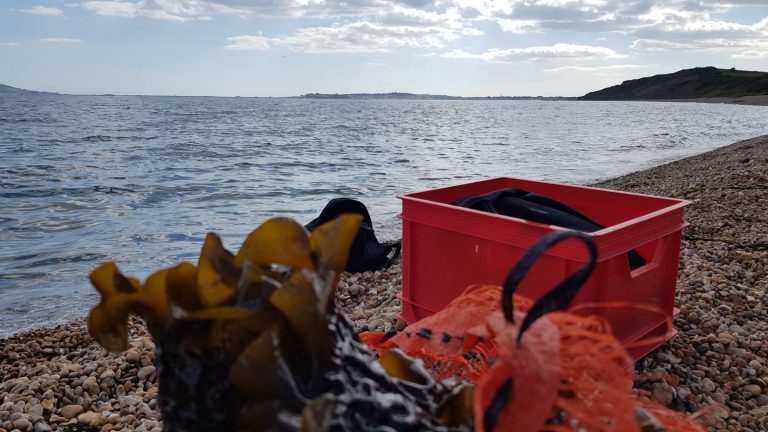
[1,134,767,432]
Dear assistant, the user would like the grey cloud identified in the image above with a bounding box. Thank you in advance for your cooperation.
[392,0,434,7]
[511,4,602,22]
[633,26,757,43]
[536,16,644,33]
[456,6,481,19]
[619,1,656,16]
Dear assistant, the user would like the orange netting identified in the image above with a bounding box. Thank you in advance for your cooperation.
[362,284,705,432]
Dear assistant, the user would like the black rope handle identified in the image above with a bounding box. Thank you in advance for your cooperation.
[500,230,598,345]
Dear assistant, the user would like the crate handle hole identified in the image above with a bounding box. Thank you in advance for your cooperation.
[629,237,666,278]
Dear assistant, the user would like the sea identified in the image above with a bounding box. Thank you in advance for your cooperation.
[1,94,766,338]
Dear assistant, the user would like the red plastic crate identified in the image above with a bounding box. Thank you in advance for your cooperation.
[398,177,690,360]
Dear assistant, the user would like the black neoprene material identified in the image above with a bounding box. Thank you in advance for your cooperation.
[306,198,400,274]
[452,188,646,270]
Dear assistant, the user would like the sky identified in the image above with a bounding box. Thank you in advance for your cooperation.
[1,0,767,97]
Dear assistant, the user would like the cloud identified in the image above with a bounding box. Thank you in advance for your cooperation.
[20,5,64,15]
[0,42,20,46]
[39,38,83,43]
[543,64,650,72]
[225,6,479,54]
[632,37,768,59]
[482,0,765,35]
[442,43,626,62]
[228,20,458,54]
[497,19,539,33]
[461,1,767,58]
[732,50,768,59]
[82,1,200,21]
[79,0,767,58]
[279,21,459,53]
[224,35,270,51]
[81,0,401,21]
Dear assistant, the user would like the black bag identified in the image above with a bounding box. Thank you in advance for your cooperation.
[452,188,646,270]
[305,198,400,274]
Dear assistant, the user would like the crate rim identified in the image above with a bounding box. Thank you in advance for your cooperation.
[398,176,691,237]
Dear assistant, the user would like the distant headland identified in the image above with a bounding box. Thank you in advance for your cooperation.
[579,67,768,101]
[299,92,575,101]
[0,84,57,95]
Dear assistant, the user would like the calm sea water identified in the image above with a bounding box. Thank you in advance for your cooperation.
[1,94,766,337]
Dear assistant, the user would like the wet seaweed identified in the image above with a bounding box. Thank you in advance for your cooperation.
[88,215,472,431]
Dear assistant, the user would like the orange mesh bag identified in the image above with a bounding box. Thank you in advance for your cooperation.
[363,231,705,432]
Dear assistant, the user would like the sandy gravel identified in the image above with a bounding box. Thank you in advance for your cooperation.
[596,135,768,431]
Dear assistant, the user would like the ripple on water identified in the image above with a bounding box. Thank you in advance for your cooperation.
[1,95,767,337]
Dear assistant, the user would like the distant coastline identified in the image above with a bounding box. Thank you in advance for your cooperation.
[3,66,768,107]
[298,92,576,101]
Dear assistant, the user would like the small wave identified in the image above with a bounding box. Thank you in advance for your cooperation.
[0,185,135,198]
[0,272,47,281]
[43,135,158,144]
[14,252,106,269]
[83,135,114,142]
[260,187,365,197]
[129,233,204,243]
[188,192,250,203]
[0,117,61,124]
[92,185,136,195]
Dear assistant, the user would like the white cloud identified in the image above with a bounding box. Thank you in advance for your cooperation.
[20,5,64,15]
[225,6,478,54]
[442,43,626,62]
[82,1,197,21]
[732,50,768,59]
[497,19,539,33]
[630,39,696,51]
[632,36,768,60]
[78,0,768,59]
[280,21,458,53]
[458,1,768,58]
[224,35,270,51]
[228,20,457,54]
[0,42,20,46]
[544,64,650,72]
[82,0,396,21]
[39,38,83,43]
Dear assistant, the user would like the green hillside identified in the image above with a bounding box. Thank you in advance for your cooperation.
[0,84,56,95]
[579,67,768,101]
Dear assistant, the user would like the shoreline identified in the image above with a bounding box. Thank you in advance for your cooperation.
[658,95,768,107]
[2,134,768,431]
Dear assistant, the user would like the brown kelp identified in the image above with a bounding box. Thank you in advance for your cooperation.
[88,215,473,431]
